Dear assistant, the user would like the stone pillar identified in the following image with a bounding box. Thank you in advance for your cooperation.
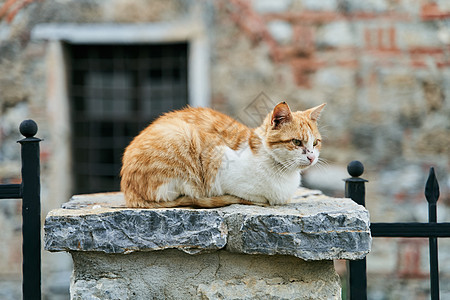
[44,188,371,300]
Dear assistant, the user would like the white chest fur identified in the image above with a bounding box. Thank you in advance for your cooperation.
[215,144,300,205]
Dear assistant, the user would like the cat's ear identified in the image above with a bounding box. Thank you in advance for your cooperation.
[307,103,326,121]
[271,102,292,129]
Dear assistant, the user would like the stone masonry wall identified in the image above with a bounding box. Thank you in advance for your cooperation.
[0,0,449,299]
[211,2,450,298]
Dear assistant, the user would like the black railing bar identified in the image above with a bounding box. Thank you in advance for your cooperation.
[0,183,22,199]
[429,236,439,300]
[371,223,450,238]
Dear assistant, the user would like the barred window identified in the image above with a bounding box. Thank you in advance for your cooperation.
[68,43,188,194]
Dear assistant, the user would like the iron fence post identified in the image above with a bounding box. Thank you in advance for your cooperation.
[18,120,42,300]
[425,167,440,300]
[344,160,368,300]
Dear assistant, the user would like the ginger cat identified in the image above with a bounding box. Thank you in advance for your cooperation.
[120,102,325,208]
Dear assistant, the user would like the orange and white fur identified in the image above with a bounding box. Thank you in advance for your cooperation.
[121,102,325,208]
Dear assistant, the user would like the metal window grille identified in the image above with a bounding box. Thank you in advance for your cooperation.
[67,43,189,194]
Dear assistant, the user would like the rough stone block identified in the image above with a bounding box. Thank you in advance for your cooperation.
[316,21,356,48]
[45,205,227,254]
[396,22,442,50]
[341,0,390,13]
[301,0,339,11]
[252,0,292,13]
[223,197,370,260]
[44,188,371,261]
[268,20,293,45]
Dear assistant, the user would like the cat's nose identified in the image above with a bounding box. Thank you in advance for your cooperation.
[307,154,315,163]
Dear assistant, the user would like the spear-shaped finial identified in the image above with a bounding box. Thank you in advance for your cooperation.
[425,167,440,205]
[425,167,440,223]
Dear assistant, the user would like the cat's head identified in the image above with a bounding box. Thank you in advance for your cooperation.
[260,102,326,171]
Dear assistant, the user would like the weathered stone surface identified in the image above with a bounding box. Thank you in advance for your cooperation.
[70,250,341,300]
[71,277,130,300]
[252,0,292,13]
[46,202,227,254]
[44,188,371,260]
[224,198,371,260]
[268,20,293,45]
[197,277,334,300]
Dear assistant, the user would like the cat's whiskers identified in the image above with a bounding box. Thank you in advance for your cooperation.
[317,157,330,166]
[312,158,330,174]
[272,158,299,178]
[318,124,330,139]
[271,161,289,178]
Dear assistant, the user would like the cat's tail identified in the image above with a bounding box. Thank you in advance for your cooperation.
[132,195,266,209]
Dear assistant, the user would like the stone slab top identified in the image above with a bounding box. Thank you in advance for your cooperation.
[44,188,371,261]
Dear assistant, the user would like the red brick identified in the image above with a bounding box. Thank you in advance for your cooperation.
[336,59,359,68]
[421,2,450,21]
[364,26,398,51]
[389,27,396,51]
[409,47,446,55]
[40,149,51,162]
[291,57,324,87]
[396,239,428,279]
[409,49,450,69]
[364,28,373,49]
[0,0,38,24]
[292,25,315,53]
[274,46,306,61]
[264,11,342,25]
[226,0,279,61]
[265,11,411,24]
[411,56,450,69]
[436,60,450,68]
[351,11,411,21]
[410,59,427,68]
[314,48,361,68]
[394,191,408,203]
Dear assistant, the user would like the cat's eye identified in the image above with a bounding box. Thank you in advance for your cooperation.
[292,139,303,147]
[313,139,319,147]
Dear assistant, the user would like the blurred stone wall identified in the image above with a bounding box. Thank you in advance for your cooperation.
[212,2,450,296]
[0,0,449,299]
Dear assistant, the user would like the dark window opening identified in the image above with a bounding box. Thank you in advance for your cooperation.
[67,43,189,194]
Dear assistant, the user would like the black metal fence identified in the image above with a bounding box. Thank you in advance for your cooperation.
[345,160,450,300]
[0,120,448,300]
[0,120,41,300]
